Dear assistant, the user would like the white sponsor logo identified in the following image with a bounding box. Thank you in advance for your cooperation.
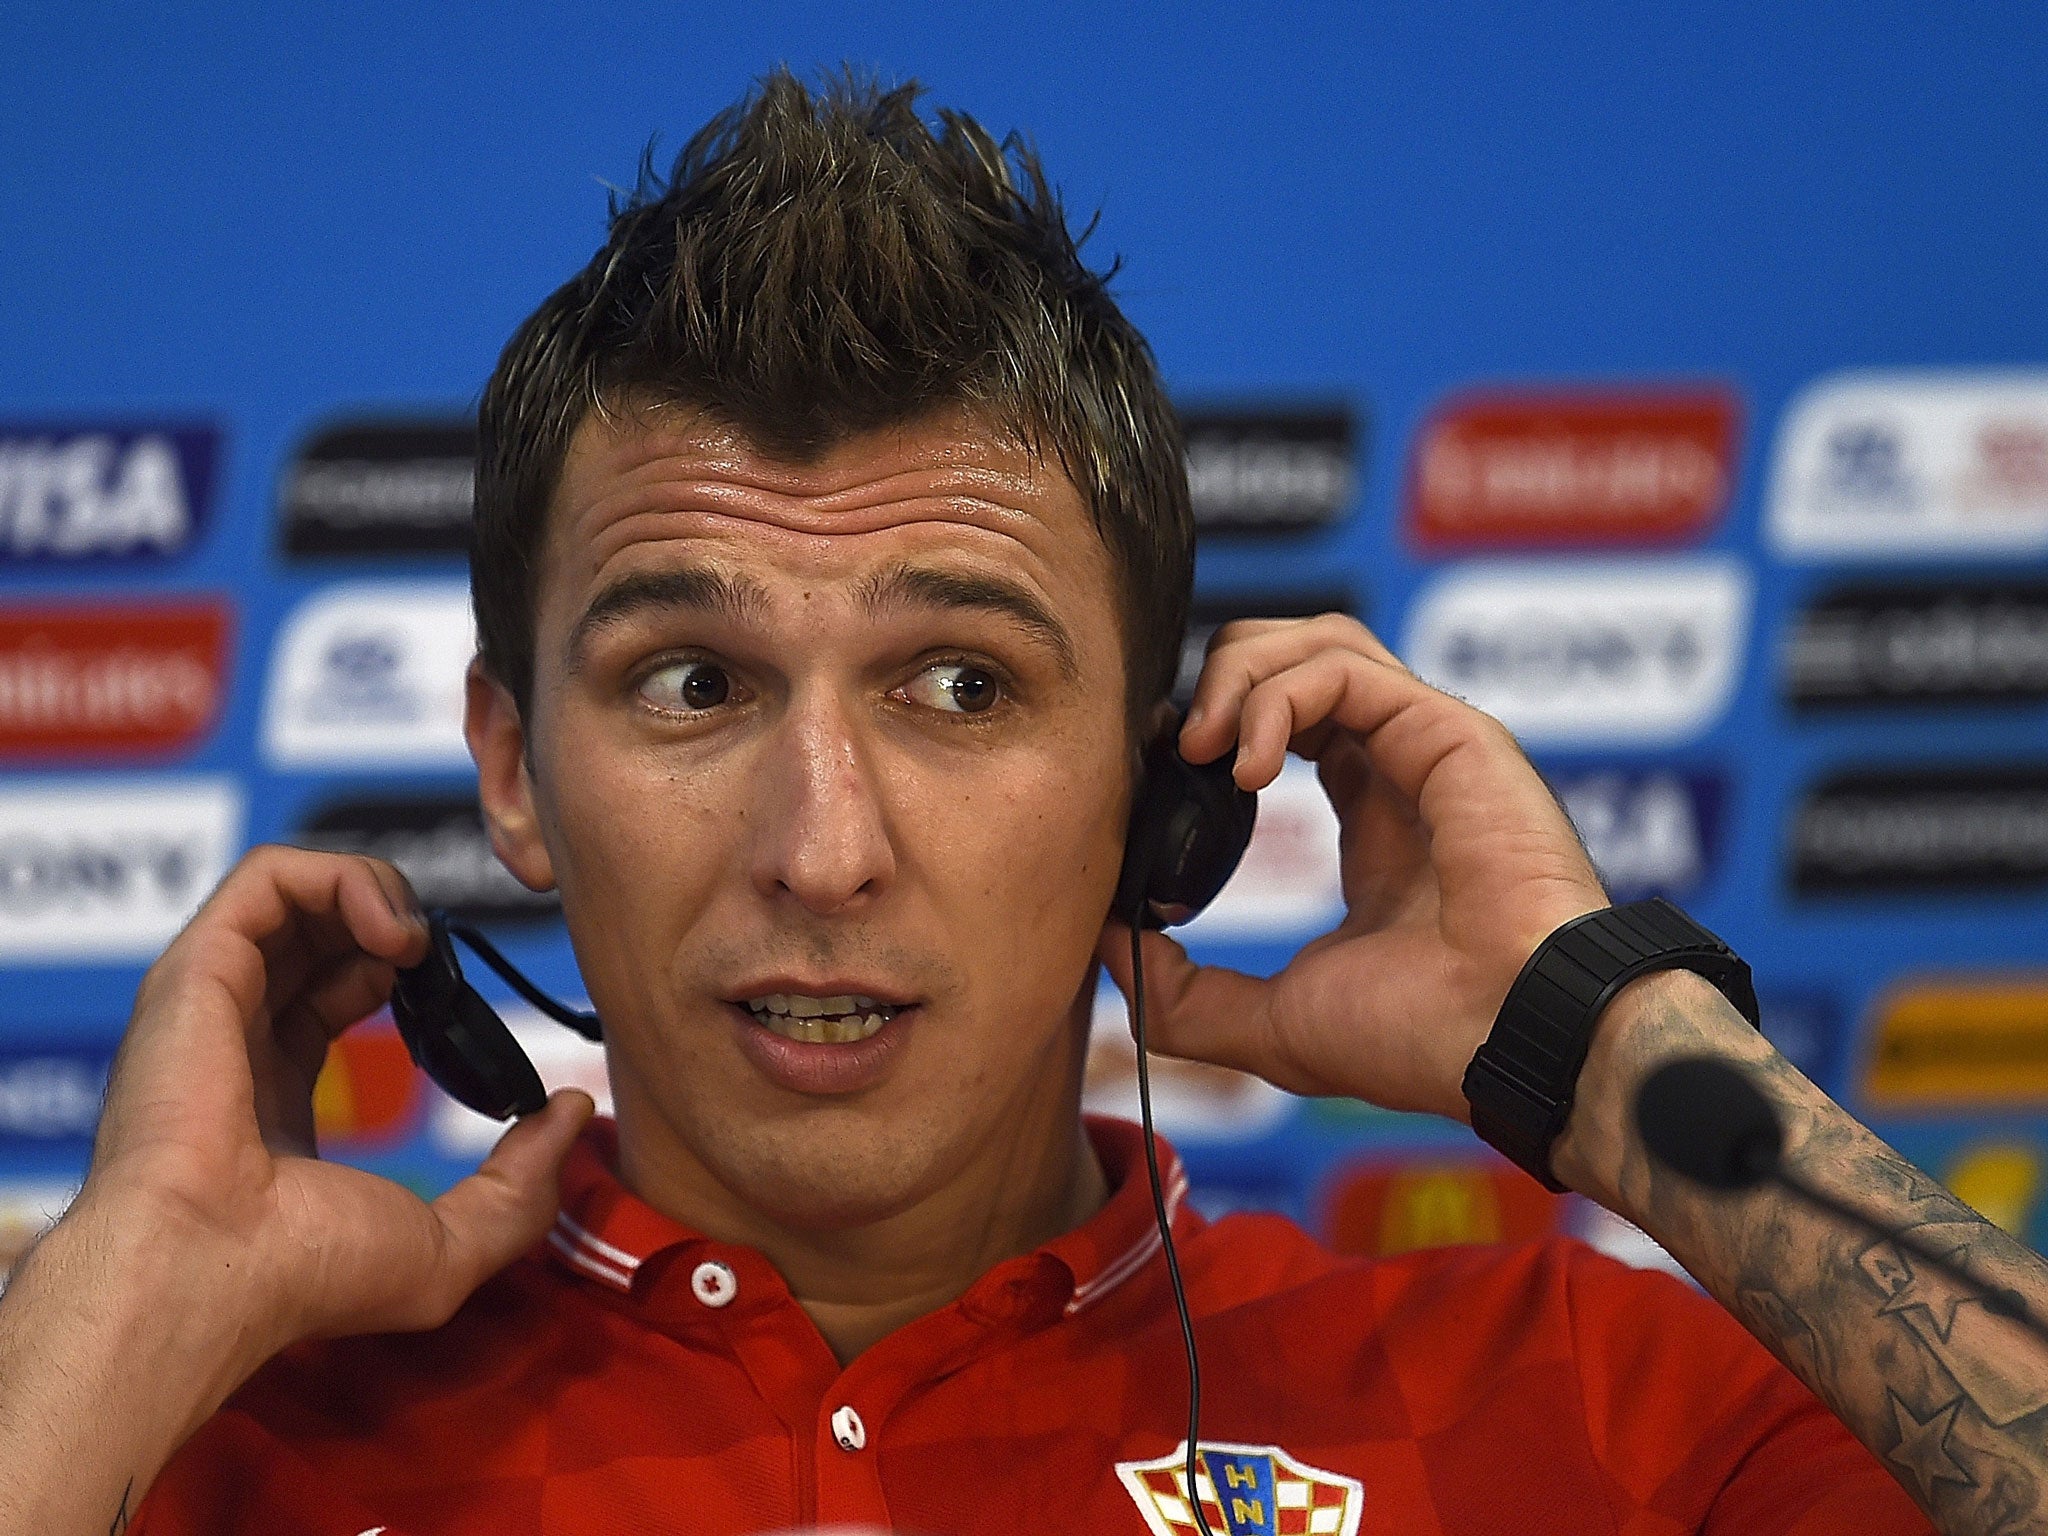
[263,582,473,767]
[0,434,191,557]
[0,1054,106,1137]
[1402,557,1750,746]
[1177,757,1344,940]
[1768,371,2048,557]
[0,778,243,961]
[429,1004,609,1157]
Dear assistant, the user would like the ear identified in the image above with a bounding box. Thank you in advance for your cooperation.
[465,657,557,893]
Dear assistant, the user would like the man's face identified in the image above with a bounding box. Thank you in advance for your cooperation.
[473,406,1132,1231]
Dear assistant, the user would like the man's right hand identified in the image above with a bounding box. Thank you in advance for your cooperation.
[0,845,593,1534]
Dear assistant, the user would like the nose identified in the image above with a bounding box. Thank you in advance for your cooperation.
[747,692,897,916]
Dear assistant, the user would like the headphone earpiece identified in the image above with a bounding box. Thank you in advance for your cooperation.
[1112,724,1259,930]
[390,912,549,1120]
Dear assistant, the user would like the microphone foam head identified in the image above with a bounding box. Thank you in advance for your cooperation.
[1634,1056,1783,1192]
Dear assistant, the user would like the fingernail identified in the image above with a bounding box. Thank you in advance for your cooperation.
[1184,703,1206,730]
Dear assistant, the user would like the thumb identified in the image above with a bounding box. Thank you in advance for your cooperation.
[418,1088,596,1322]
[1096,919,1286,1084]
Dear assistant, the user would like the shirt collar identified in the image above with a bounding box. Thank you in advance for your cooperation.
[545,1114,1196,1317]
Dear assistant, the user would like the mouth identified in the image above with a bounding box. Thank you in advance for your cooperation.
[740,992,906,1045]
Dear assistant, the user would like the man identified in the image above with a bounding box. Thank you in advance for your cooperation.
[0,71,2040,1535]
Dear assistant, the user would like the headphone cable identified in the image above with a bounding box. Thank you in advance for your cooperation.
[1130,916,1215,1536]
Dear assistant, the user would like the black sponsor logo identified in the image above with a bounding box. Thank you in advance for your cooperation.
[280,419,475,558]
[1180,406,1359,534]
[0,423,218,562]
[1791,765,2048,894]
[1785,579,2048,708]
[1176,590,1360,701]
[0,1046,113,1144]
[296,794,559,923]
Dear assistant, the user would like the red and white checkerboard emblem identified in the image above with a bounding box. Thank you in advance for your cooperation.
[1115,1441,1363,1536]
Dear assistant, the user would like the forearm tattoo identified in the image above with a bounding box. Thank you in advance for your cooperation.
[108,1477,132,1535]
[1594,991,2048,1536]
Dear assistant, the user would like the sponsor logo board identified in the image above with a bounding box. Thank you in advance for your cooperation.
[0,1043,115,1146]
[1783,578,2048,709]
[1086,985,1294,1143]
[263,582,473,768]
[1548,766,1724,902]
[0,778,243,961]
[1864,976,2048,1110]
[1791,765,2048,895]
[1175,757,1343,941]
[1944,1141,2045,1241]
[1768,371,2048,558]
[295,794,559,924]
[1402,557,1751,747]
[1757,991,1847,1092]
[1409,387,1738,549]
[1175,590,1361,703]
[0,422,219,562]
[280,418,475,559]
[312,1019,424,1147]
[1180,405,1358,534]
[0,599,231,759]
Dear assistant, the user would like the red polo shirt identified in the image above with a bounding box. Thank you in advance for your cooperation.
[134,1117,1927,1535]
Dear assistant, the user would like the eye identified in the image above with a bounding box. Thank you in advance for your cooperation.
[899,661,1002,715]
[639,658,735,713]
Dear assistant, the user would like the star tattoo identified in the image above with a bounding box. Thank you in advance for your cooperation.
[1886,1391,1974,1502]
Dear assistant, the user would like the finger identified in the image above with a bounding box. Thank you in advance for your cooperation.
[1234,648,1384,789]
[105,849,430,1146]
[1096,921,1308,1091]
[1183,616,1404,765]
[401,1089,596,1332]
[138,847,426,1054]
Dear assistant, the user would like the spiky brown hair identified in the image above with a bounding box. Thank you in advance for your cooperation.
[471,68,1192,730]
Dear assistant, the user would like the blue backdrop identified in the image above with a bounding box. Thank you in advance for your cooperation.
[3,2,2046,1265]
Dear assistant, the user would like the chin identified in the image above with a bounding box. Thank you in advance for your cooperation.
[703,1118,951,1232]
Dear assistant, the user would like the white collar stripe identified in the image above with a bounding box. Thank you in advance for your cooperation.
[1066,1167,1189,1314]
[554,1209,644,1273]
[547,1223,637,1291]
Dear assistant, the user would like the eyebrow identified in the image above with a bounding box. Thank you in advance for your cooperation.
[852,562,1078,680]
[565,566,769,670]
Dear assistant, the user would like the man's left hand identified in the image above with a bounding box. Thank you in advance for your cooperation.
[1096,612,1609,1123]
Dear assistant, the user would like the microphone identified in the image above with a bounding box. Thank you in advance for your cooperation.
[1634,1056,2034,1328]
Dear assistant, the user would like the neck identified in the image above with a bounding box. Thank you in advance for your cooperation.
[613,995,1111,1364]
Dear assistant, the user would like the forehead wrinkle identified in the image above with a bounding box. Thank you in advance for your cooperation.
[852,561,1079,682]
[565,564,769,672]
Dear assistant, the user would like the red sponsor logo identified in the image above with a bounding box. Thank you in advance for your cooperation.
[312,1017,423,1146]
[1320,1153,1564,1257]
[0,600,230,758]
[1409,387,1740,548]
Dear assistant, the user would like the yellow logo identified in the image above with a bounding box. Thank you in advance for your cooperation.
[1864,976,2048,1110]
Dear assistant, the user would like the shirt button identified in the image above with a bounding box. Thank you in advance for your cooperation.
[690,1259,738,1308]
[830,1404,867,1452]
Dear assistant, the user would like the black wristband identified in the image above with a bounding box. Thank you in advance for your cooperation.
[1461,898,1759,1192]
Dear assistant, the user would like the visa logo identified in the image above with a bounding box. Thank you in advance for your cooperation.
[0,426,220,562]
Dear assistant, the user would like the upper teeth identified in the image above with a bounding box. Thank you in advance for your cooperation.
[743,993,900,1046]
[749,993,881,1018]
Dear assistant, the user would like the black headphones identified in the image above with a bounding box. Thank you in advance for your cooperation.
[389,723,1257,1121]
